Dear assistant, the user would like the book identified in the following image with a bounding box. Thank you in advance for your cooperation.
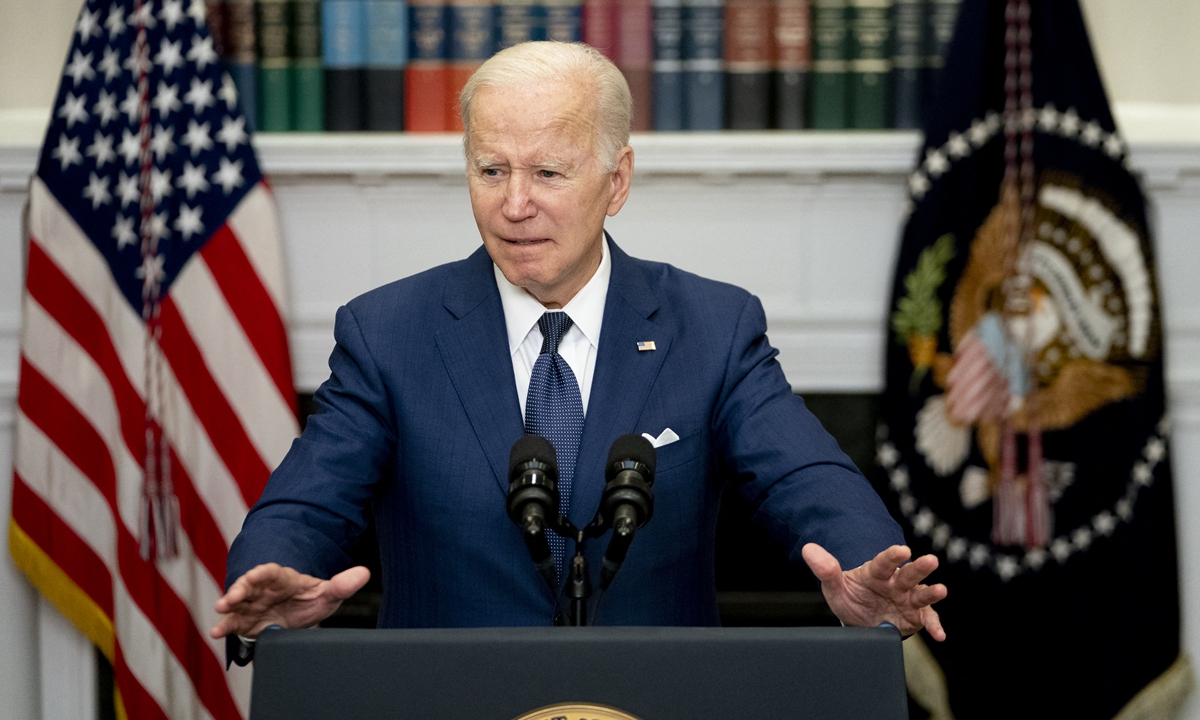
[772,0,809,129]
[448,0,492,131]
[618,0,653,131]
[891,0,923,128]
[366,0,408,131]
[292,0,324,130]
[724,0,771,130]
[651,0,684,130]
[682,0,723,130]
[323,0,367,131]
[406,0,449,131]
[228,0,259,130]
[583,0,620,59]
[545,0,584,41]
[848,0,890,129]
[810,0,847,129]
[923,0,959,118]
[206,0,232,59]
[496,0,544,49]
[257,0,293,131]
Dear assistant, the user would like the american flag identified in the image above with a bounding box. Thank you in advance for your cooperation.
[9,0,297,718]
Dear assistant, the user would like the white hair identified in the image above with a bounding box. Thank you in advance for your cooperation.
[459,42,633,173]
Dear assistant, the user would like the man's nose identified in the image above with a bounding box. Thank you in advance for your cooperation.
[502,174,537,222]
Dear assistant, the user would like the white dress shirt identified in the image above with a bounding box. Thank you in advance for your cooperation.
[494,238,611,417]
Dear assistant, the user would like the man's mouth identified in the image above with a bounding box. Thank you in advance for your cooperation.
[503,237,549,245]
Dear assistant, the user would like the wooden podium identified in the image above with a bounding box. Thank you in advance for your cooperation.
[249,625,908,719]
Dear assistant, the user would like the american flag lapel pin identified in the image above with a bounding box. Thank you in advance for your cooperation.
[637,341,657,351]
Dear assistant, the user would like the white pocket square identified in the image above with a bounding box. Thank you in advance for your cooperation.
[641,428,680,448]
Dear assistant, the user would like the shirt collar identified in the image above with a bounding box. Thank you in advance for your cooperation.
[495,236,611,355]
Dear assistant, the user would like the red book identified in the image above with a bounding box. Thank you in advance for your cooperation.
[584,0,620,60]
[726,0,772,129]
[617,0,653,131]
[406,0,451,131]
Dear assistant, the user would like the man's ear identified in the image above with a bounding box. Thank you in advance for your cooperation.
[606,146,635,217]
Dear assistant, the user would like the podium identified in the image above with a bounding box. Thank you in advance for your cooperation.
[249,625,908,720]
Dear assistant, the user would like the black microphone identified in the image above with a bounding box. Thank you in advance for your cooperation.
[507,435,560,590]
[598,434,656,590]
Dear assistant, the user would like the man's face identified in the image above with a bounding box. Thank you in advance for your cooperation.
[466,78,633,308]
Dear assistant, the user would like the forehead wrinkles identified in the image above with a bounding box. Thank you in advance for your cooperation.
[467,81,602,168]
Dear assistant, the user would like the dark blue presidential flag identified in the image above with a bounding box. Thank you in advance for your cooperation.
[878,1,1191,717]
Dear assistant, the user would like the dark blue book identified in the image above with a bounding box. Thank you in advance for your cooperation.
[365,0,408,130]
[652,0,685,130]
[891,0,924,128]
[228,0,259,131]
[922,0,959,122]
[543,0,582,41]
[323,0,367,130]
[682,0,723,130]
[496,0,544,49]
[448,0,494,131]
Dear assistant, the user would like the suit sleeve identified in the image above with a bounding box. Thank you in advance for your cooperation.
[225,304,396,589]
[713,294,904,570]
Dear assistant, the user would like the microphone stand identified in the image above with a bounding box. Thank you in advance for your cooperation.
[547,516,611,626]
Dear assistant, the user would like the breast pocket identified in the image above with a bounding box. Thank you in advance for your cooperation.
[650,429,705,475]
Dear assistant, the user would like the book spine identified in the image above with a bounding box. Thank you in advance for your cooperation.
[206,0,232,59]
[891,0,922,128]
[496,0,544,49]
[618,0,653,131]
[848,0,890,129]
[447,0,492,131]
[682,0,723,130]
[257,0,293,131]
[923,0,958,117]
[809,0,847,129]
[724,0,770,130]
[652,0,684,130]
[772,0,809,129]
[323,0,366,131]
[228,0,259,130]
[545,0,583,41]
[366,0,408,130]
[583,0,619,59]
[292,0,324,130]
[406,0,449,131]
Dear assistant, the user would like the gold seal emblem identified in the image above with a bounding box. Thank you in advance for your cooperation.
[511,702,643,720]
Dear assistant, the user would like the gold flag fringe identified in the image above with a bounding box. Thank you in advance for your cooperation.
[903,633,1194,720]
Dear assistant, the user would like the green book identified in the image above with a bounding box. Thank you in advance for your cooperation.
[810,0,848,129]
[848,0,891,128]
[292,0,324,130]
[257,0,293,131]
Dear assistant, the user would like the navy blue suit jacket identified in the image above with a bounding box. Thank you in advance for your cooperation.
[226,238,903,627]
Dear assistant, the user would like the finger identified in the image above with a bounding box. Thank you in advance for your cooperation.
[327,566,371,600]
[866,545,911,581]
[921,605,947,642]
[909,582,948,607]
[893,553,939,591]
[801,543,843,583]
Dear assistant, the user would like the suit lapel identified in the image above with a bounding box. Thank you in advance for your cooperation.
[570,239,671,526]
[435,247,525,495]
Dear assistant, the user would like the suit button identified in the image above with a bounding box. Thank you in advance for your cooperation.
[553,613,566,626]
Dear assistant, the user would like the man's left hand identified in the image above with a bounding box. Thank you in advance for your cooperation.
[802,543,947,641]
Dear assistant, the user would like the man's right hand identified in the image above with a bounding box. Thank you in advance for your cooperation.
[210,563,371,640]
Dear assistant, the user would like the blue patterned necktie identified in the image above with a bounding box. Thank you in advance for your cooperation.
[524,311,585,579]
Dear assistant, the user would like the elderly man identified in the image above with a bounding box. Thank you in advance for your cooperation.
[212,42,946,641]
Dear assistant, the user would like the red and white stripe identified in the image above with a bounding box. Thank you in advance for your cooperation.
[13,176,296,719]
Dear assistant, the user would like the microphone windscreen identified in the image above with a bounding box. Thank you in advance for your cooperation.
[606,434,656,476]
[509,434,557,477]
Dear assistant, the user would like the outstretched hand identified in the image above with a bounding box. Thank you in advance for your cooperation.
[802,543,947,641]
[210,563,371,640]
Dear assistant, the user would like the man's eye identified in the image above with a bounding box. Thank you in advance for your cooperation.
[482,168,499,177]
[539,170,559,179]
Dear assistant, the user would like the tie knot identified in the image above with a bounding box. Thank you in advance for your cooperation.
[537,312,574,355]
